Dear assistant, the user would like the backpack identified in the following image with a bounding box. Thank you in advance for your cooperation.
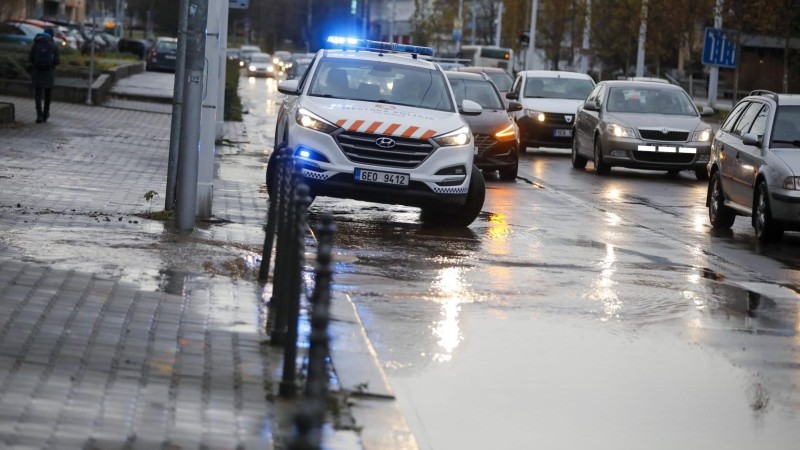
[32,39,55,70]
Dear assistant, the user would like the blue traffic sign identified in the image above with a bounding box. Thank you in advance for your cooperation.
[702,28,737,68]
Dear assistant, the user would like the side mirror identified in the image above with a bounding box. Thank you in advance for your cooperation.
[507,101,523,113]
[277,79,300,95]
[505,91,519,100]
[699,106,715,117]
[742,132,761,147]
[583,99,599,112]
[460,99,483,116]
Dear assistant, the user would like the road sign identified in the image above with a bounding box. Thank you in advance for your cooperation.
[229,0,248,9]
[702,27,737,68]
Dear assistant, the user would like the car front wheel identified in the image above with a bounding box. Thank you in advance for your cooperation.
[571,135,587,169]
[593,138,610,175]
[422,165,485,227]
[708,171,736,229]
[754,181,784,242]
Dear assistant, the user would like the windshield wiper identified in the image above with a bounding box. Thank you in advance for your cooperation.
[772,139,800,147]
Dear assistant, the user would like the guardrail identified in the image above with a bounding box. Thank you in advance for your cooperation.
[259,144,336,449]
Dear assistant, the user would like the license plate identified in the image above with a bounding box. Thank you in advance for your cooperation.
[354,168,409,186]
[166,55,176,60]
[554,129,572,137]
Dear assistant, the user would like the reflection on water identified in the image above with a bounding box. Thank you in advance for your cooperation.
[431,267,470,362]
[590,243,621,321]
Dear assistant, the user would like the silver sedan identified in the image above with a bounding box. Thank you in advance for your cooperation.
[572,80,714,179]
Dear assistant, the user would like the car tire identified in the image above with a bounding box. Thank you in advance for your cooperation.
[266,150,279,198]
[708,171,736,229]
[571,137,587,169]
[754,181,784,242]
[422,165,485,227]
[593,138,610,175]
[498,161,518,181]
[694,168,709,181]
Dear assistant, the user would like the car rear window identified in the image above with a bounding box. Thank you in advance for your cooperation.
[156,40,177,51]
[485,72,513,91]
[524,77,594,100]
[448,78,504,110]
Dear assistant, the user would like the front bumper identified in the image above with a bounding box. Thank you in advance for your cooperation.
[599,135,711,170]
[517,115,573,149]
[473,134,518,171]
[769,187,800,225]
[286,123,474,208]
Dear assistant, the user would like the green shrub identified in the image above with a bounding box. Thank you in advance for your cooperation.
[0,54,30,80]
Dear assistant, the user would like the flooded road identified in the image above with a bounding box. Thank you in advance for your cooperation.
[242,78,800,448]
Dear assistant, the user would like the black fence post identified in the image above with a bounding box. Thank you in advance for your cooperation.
[269,152,294,344]
[259,145,288,283]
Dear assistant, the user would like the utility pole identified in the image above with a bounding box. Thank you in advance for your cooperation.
[525,0,538,70]
[165,0,190,211]
[707,0,723,108]
[455,0,463,54]
[579,0,591,74]
[635,0,648,77]
[470,0,476,45]
[175,0,208,232]
[216,0,229,142]
[197,0,222,219]
[86,6,96,105]
[494,1,503,47]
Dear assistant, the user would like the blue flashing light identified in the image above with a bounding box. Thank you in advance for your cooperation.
[325,36,434,57]
[298,149,311,158]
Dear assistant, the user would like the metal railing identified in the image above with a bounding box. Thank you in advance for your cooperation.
[259,144,336,449]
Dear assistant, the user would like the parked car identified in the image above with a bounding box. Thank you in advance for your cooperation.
[146,37,178,72]
[0,21,41,46]
[226,48,240,60]
[286,56,313,80]
[506,70,595,152]
[572,80,714,178]
[118,38,153,60]
[707,90,800,242]
[451,66,514,97]
[446,71,522,181]
[246,52,275,77]
[12,19,69,47]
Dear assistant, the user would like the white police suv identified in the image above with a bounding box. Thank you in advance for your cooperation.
[270,37,485,227]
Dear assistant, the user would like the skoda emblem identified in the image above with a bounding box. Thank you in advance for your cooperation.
[376,137,396,149]
[565,115,573,123]
[661,128,669,134]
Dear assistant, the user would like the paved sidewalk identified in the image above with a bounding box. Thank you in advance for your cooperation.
[0,96,275,449]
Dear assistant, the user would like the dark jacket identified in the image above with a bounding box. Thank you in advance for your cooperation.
[29,33,60,89]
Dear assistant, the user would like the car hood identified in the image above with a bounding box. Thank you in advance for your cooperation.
[461,109,514,135]
[771,149,800,175]
[603,112,706,131]
[302,96,466,138]
[520,98,584,114]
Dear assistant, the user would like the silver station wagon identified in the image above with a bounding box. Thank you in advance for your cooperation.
[707,90,800,242]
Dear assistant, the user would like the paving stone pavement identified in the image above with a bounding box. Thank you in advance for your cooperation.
[0,95,277,449]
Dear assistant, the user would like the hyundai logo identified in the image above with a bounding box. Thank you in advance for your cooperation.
[376,137,396,148]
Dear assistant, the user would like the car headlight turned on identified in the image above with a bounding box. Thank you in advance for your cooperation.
[607,123,635,138]
[693,128,712,142]
[434,126,472,147]
[249,65,257,71]
[268,65,274,72]
[524,109,546,122]
[296,108,338,134]
[783,177,800,190]
[494,124,517,141]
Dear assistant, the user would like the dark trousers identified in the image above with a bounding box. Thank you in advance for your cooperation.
[34,86,52,119]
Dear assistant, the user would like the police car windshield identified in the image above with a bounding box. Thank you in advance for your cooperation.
[309,58,454,112]
[448,78,504,110]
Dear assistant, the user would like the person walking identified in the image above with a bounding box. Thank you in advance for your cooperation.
[29,27,60,123]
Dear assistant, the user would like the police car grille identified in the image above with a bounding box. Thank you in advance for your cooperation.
[473,134,496,156]
[337,132,434,168]
[638,129,689,142]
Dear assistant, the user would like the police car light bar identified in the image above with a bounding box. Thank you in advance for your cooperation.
[326,36,434,57]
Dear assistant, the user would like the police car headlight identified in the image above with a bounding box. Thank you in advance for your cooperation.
[296,108,338,134]
[434,126,472,147]
[693,127,712,142]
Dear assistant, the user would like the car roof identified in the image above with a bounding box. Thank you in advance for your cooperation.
[599,80,686,91]
[322,49,440,70]
[745,90,800,106]
[455,66,509,74]
[520,70,593,80]
[445,71,486,81]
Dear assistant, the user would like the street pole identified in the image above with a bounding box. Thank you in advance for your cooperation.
[579,0,591,74]
[197,0,222,219]
[175,0,208,232]
[470,0,476,45]
[165,0,190,211]
[707,0,723,108]
[86,10,96,105]
[525,0,538,70]
[306,0,311,52]
[635,0,647,77]
[389,0,396,43]
[216,0,229,141]
[456,0,463,54]
[494,1,503,47]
